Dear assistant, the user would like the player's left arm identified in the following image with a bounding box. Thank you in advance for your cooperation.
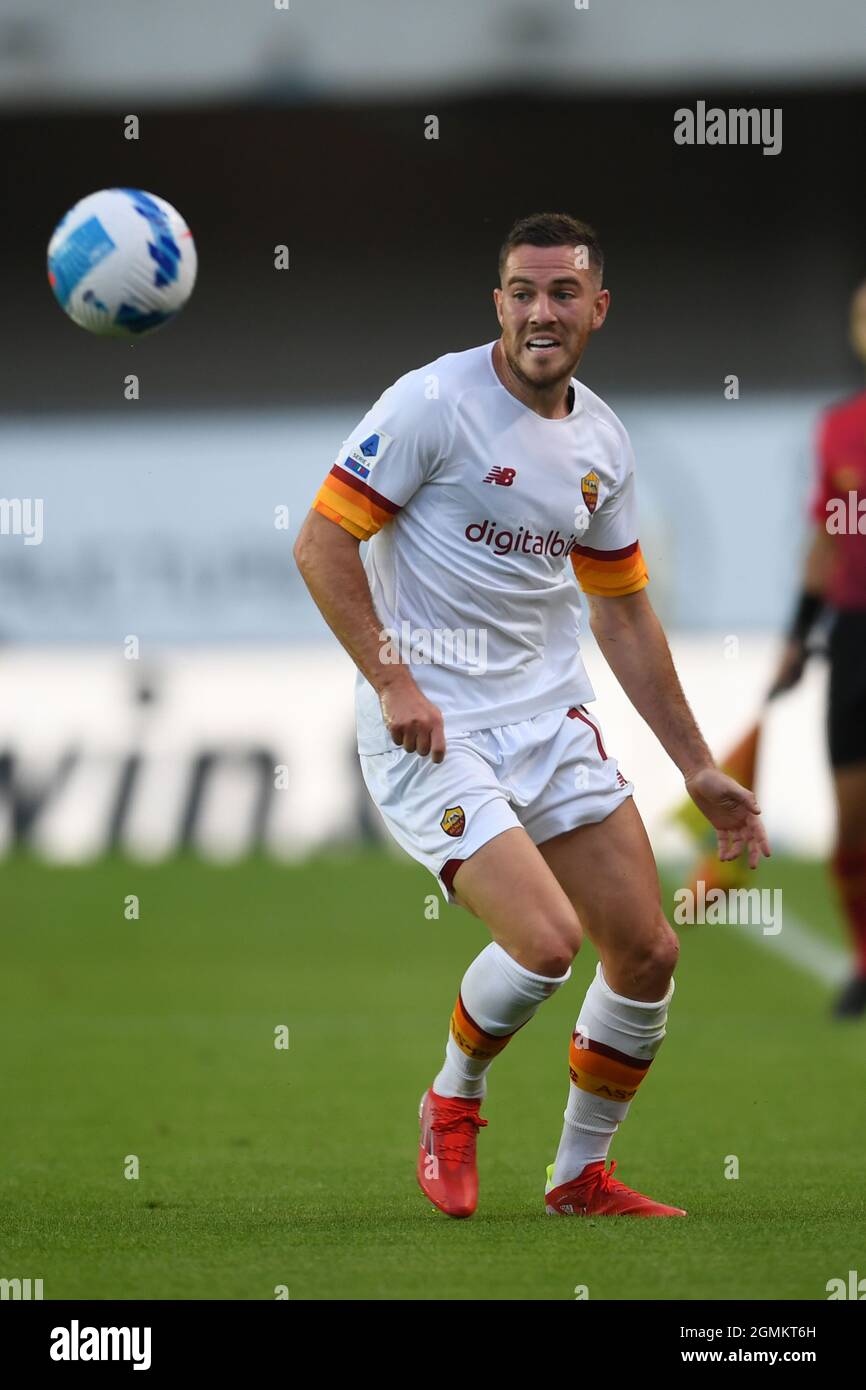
[586,587,770,869]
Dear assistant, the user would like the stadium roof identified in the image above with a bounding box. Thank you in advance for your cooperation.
[2,0,865,110]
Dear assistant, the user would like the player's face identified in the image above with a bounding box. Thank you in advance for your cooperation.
[850,283,866,366]
[493,244,609,388]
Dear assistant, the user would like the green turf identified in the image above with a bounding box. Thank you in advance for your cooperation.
[0,851,863,1300]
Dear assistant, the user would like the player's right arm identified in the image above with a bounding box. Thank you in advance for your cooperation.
[294,370,450,761]
[293,511,446,761]
[770,526,833,696]
[770,409,836,697]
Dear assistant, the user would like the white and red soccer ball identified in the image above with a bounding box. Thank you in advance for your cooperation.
[47,187,197,337]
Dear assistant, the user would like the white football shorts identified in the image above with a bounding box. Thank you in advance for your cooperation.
[359,703,634,904]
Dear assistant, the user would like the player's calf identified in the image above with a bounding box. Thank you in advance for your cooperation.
[419,939,572,1218]
[419,829,582,1214]
[433,940,573,1103]
[550,957,677,1190]
[435,834,581,1100]
[830,833,866,1016]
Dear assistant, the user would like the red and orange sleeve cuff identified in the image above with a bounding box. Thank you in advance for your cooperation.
[313,465,400,542]
[570,540,649,596]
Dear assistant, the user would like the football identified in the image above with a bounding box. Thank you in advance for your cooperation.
[47,187,197,337]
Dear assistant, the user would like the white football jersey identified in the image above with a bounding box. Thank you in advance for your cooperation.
[314,341,648,753]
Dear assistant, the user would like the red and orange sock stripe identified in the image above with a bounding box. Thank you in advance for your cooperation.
[568,1029,653,1104]
[450,993,523,1063]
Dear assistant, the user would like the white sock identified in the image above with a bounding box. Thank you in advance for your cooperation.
[433,941,571,1099]
[552,961,674,1186]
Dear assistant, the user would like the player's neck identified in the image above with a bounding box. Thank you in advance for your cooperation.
[492,339,574,419]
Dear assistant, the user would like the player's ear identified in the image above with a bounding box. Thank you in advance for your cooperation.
[493,287,504,326]
[591,288,610,331]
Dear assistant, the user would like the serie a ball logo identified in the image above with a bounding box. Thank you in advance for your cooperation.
[47,187,197,338]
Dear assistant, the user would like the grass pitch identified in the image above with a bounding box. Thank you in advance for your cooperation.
[0,851,863,1300]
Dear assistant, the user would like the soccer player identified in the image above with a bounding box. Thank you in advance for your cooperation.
[772,279,866,1019]
[294,212,769,1219]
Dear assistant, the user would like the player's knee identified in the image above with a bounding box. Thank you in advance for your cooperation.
[654,924,680,979]
[621,919,679,994]
[645,922,680,986]
[525,905,582,977]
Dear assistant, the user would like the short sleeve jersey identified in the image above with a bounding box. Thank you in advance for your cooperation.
[313,341,649,752]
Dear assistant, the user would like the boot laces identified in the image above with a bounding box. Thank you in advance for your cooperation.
[580,1160,646,1207]
[595,1160,624,1194]
[570,1160,631,1203]
[431,1102,488,1164]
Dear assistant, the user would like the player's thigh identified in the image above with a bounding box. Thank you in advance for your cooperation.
[537,797,678,994]
[452,827,582,977]
[833,760,866,847]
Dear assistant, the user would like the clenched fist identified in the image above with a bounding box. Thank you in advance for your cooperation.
[380,676,447,762]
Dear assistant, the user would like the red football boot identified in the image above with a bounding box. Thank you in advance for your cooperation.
[417,1088,488,1218]
[545,1160,687,1217]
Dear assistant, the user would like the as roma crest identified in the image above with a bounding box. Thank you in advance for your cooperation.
[440,805,466,838]
[581,470,600,514]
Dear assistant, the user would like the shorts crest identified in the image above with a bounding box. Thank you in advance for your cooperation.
[440,805,466,838]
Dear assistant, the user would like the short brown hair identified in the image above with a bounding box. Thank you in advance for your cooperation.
[498,212,604,284]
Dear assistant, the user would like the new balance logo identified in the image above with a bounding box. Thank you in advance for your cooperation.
[482,467,517,486]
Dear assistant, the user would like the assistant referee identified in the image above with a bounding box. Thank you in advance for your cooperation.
[773,280,866,1018]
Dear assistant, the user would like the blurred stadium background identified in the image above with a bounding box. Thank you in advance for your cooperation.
[2,0,866,1301]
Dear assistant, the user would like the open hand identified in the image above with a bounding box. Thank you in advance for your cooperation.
[685,766,771,869]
